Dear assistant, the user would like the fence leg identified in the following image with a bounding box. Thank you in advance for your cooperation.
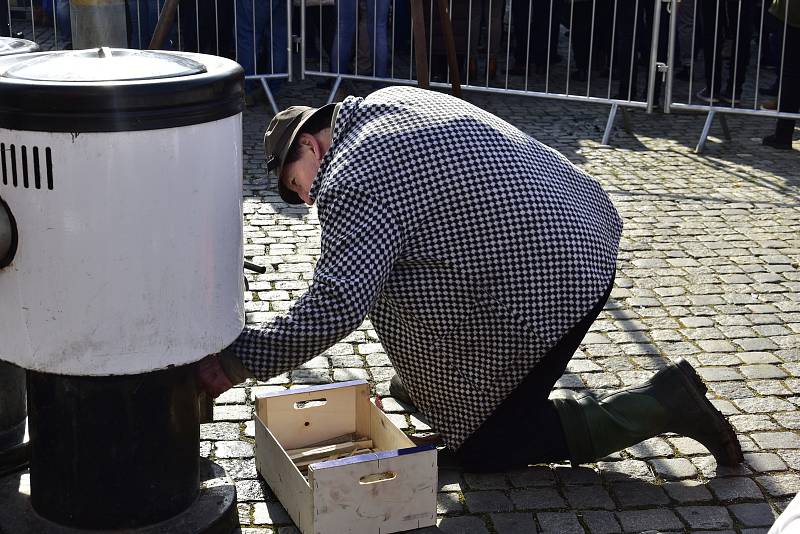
[260,78,280,116]
[326,76,343,105]
[719,113,731,140]
[695,110,715,154]
[602,103,619,146]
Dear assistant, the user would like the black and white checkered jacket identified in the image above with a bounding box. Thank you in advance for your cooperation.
[230,86,622,449]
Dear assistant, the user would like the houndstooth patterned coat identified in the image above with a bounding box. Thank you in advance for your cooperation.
[230,86,622,449]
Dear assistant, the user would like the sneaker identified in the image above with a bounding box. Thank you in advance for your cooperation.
[762,134,792,150]
[695,87,720,104]
[719,88,741,105]
[760,99,778,111]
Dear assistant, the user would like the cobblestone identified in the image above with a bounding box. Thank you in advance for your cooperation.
[203,84,800,533]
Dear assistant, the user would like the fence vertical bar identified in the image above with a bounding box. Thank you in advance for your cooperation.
[753,0,766,108]
[607,0,618,99]
[664,0,677,113]
[646,0,661,112]
[301,0,307,80]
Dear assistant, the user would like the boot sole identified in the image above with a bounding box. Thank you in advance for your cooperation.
[672,358,744,466]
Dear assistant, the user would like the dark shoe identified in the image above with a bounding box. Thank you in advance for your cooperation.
[720,88,741,105]
[762,134,792,150]
[390,374,415,406]
[553,358,744,466]
[760,99,778,111]
[696,87,720,104]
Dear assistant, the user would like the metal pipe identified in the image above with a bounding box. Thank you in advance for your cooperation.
[645,0,661,112]
[664,0,677,113]
[602,103,619,145]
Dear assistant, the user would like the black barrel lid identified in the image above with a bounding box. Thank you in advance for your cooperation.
[0,37,39,57]
[0,47,244,132]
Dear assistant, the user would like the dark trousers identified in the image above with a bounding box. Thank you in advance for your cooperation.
[456,275,615,472]
[1,0,9,37]
[700,0,754,94]
[512,0,562,67]
[571,0,613,73]
[774,21,799,143]
[614,0,669,99]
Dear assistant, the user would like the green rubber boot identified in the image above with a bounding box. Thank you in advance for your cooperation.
[553,358,743,466]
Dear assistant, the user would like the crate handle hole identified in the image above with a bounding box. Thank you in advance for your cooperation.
[294,398,327,409]
[359,471,397,485]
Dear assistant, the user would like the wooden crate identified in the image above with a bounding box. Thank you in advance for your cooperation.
[254,380,438,534]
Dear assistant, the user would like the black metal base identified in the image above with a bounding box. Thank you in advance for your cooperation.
[0,457,238,534]
[27,366,201,529]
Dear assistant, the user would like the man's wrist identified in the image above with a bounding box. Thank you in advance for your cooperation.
[217,345,256,384]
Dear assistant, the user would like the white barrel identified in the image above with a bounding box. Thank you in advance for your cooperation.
[0,49,245,375]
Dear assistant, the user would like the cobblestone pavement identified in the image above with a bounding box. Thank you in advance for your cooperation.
[216,79,799,534]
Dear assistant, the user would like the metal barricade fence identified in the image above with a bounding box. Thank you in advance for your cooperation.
[299,0,668,143]
[2,0,292,114]
[662,0,799,152]
[4,0,795,147]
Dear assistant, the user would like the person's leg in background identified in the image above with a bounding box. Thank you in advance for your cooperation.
[0,0,9,37]
[613,0,640,99]
[531,0,562,70]
[722,0,753,102]
[365,0,389,78]
[763,19,798,149]
[510,0,533,74]
[235,0,267,99]
[698,0,724,100]
[54,0,72,49]
[676,0,697,79]
[329,0,357,74]
[266,0,289,91]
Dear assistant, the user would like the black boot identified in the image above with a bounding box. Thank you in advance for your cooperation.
[553,358,743,466]
[390,374,415,407]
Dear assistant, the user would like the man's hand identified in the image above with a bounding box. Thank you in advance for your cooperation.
[195,354,235,398]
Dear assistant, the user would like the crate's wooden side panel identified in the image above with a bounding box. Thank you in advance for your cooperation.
[255,417,315,534]
[261,385,358,450]
[369,402,416,450]
[309,448,438,534]
[354,383,372,439]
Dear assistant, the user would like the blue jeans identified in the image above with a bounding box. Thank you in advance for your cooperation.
[236,0,288,92]
[40,0,71,48]
[329,0,389,77]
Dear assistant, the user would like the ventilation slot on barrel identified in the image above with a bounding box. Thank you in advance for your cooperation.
[0,143,54,190]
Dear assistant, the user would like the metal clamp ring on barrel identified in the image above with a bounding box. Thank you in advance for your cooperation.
[0,195,18,268]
